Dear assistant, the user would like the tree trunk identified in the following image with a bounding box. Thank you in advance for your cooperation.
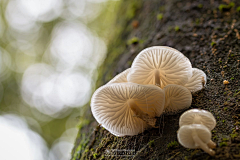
[71,0,240,159]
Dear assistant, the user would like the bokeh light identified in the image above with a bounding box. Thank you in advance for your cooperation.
[49,22,94,70]
[21,64,92,117]
[19,0,63,22]
[49,128,78,160]
[0,114,48,160]
[5,0,39,32]
[0,48,12,81]
[0,0,111,159]
[61,0,104,22]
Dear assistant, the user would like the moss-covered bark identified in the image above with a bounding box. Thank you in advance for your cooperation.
[71,0,240,159]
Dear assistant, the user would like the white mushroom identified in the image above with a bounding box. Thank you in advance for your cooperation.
[177,124,215,156]
[184,68,207,92]
[108,68,131,84]
[127,46,192,88]
[91,82,165,136]
[179,109,216,131]
[163,84,192,113]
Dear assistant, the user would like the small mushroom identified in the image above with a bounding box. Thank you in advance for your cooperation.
[184,68,207,92]
[179,109,216,131]
[163,84,192,113]
[108,68,131,84]
[91,82,165,136]
[127,46,192,88]
[177,124,215,156]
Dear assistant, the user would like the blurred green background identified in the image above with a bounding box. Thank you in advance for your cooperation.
[0,0,119,159]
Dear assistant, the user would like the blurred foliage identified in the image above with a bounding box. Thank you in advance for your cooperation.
[0,0,120,159]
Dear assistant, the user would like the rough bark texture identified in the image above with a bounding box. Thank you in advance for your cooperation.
[71,0,240,159]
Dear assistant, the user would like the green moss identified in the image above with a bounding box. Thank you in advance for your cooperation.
[77,118,90,130]
[211,41,216,46]
[224,107,228,111]
[222,120,226,123]
[125,1,142,20]
[219,2,235,11]
[234,91,240,97]
[127,37,139,45]
[230,133,238,139]
[72,145,82,160]
[197,4,203,8]
[224,101,229,105]
[148,140,155,147]
[93,153,98,159]
[235,122,240,125]
[72,133,89,160]
[191,150,200,156]
[222,137,229,141]
[167,141,179,149]
[219,142,227,147]
[127,60,132,66]
[157,13,163,20]
[174,26,180,32]
[237,6,240,12]
[159,6,165,12]
[231,77,234,80]
[168,26,173,32]
[195,18,200,25]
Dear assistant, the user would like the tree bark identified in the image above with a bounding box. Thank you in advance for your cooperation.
[71,0,240,159]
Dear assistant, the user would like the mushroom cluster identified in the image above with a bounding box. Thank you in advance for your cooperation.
[91,46,207,136]
[177,109,216,156]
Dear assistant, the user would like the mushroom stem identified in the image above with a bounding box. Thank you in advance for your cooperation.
[128,100,158,128]
[192,115,216,149]
[192,130,215,156]
[155,70,160,87]
[207,140,216,149]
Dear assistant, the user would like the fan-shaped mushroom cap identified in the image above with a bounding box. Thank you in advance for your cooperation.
[177,124,211,149]
[127,46,192,88]
[91,82,165,136]
[179,109,216,130]
[163,84,192,113]
[108,68,131,84]
[184,68,207,92]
